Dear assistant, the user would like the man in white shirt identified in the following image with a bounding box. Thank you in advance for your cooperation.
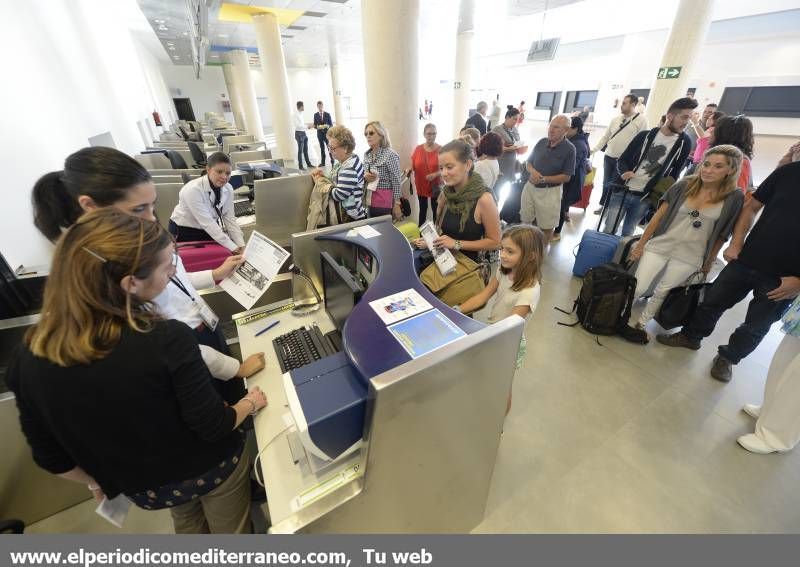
[488,96,503,130]
[293,101,312,170]
[591,93,648,213]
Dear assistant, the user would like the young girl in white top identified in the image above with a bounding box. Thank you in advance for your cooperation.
[458,225,545,413]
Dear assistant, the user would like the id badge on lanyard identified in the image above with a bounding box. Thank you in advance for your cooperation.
[207,178,228,235]
[171,277,219,331]
[194,296,219,331]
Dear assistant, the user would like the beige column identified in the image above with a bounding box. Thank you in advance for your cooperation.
[222,62,245,131]
[226,50,264,141]
[252,12,295,161]
[645,0,715,126]
[362,0,420,168]
[451,0,475,137]
[327,36,345,124]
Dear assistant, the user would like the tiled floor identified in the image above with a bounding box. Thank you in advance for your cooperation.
[25,125,797,534]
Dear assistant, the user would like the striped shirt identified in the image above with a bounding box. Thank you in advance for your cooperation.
[364,146,403,200]
[331,154,366,220]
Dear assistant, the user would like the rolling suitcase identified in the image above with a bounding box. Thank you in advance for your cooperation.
[572,184,628,277]
[574,167,596,210]
[177,241,231,273]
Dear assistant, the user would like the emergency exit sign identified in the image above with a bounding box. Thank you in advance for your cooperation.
[657,66,682,79]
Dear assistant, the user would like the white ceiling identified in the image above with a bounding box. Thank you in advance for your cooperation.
[136,0,586,68]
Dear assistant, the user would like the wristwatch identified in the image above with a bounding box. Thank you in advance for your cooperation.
[455,240,462,251]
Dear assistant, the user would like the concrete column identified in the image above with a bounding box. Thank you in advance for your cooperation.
[329,63,345,124]
[645,0,714,126]
[362,0,420,168]
[252,12,295,161]
[222,62,245,131]
[226,50,264,141]
[451,0,475,137]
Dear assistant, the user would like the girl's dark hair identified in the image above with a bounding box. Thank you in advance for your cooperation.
[32,147,151,242]
[477,132,504,158]
[570,116,585,133]
[505,106,520,119]
[206,152,232,168]
[711,115,753,158]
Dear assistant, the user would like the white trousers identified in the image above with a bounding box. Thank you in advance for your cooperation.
[754,334,800,452]
[634,250,698,327]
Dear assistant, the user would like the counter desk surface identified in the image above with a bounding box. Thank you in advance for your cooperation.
[238,219,486,530]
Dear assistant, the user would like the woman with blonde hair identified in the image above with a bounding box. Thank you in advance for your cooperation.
[363,120,403,219]
[629,144,746,333]
[6,209,267,533]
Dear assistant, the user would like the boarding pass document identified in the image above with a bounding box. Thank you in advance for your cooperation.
[220,231,290,309]
[420,221,457,276]
[369,289,433,325]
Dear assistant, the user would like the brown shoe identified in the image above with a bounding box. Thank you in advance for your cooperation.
[656,332,701,350]
[710,355,733,382]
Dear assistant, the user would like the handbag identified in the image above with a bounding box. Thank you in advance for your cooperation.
[654,271,712,330]
[646,175,675,208]
[420,250,485,308]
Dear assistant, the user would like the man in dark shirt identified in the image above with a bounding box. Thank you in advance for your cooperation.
[464,101,488,135]
[521,114,576,244]
[658,160,800,382]
[313,100,333,166]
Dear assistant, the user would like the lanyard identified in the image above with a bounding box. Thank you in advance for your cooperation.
[170,277,195,302]
[204,177,227,234]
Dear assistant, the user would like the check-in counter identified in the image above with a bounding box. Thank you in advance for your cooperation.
[238,218,523,533]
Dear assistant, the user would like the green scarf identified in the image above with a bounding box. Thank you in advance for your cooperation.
[442,172,488,232]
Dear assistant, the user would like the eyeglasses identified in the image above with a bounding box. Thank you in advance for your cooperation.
[364,130,376,136]
[329,144,341,151]
[689,209,702,229]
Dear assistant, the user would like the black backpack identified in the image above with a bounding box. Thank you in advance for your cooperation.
[557,263,637,336]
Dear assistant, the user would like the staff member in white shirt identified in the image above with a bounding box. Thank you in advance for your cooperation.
[169,152,245,254]
[293,100,313,170]
[591,93,648,213]
[31,147,265,404]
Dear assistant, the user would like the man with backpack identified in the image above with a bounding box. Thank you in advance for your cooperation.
[657,160,800,382]
[602,97,697,237]
[591,94,649,213]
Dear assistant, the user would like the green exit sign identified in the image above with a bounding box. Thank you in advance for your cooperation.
[657,66,682,79]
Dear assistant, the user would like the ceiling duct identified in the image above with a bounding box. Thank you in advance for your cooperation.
[186,0,211,78]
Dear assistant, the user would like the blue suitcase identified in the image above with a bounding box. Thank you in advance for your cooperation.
[572,184,629,277]
[573,230,620,276]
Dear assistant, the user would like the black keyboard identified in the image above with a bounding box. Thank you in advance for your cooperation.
[273,325,339,373]
[234,200,255,217]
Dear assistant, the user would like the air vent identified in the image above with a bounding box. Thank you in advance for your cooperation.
[303,11,327,17]
[288,25,307,30]
[321,0,349,3]
[281,34,293,39]
[527,37,560,62]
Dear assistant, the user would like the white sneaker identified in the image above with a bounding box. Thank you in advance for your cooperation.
[742,404,761,419]
[737,434,777,454]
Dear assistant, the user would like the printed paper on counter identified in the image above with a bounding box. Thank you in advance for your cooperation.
[369,288,433,325]
[220,231,290,309]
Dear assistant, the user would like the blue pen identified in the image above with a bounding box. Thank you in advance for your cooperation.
[255,320,280,337]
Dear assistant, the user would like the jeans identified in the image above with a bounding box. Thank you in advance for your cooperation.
[683,260,793,364]
[295,131,311,169]
[602,189,651,236]
[600,155,618,206]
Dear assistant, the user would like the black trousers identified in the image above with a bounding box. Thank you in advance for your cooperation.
[683,260,793,364]
[317,131,332,165]
[169,219,213,243]
[418,195,438,226]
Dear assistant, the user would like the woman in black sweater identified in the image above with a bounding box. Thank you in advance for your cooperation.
[6,209,267,533]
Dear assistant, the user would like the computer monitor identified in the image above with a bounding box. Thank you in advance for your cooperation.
[320,251,363,332]
[0,252,36,319]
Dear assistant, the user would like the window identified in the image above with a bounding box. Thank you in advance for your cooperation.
[719,86,800,118]
[564,90,598,112]
[536,91,556,108]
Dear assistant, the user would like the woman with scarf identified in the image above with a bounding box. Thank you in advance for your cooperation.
[413,139,501,262]
[553,116,590,241]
